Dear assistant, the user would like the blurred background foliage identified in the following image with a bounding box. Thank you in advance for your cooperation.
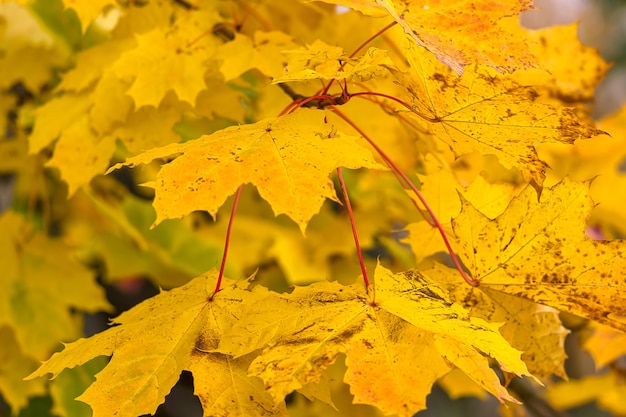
[1,0,626,416]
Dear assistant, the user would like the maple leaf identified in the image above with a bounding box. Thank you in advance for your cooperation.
[437,178,626,331]
[427,268,570,379]
[388,43,601,185]
[215,31,299,81]
[112,9,222,108]
[0,2,72,91]
[515,23,610,103]
[108,109,385,231]
[217,263,533,416]
[545,372,626,416]
[56,38,135,94]
[28,272,288,417]
[374,0,537,74]
[28,93,92,154]
[537,105,626,237]
[46,115,118,196]
[582,322,626,368]
[403,164,527,263]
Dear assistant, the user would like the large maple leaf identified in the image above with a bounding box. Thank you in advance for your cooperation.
[388,43,601,185]
[28,273,288,417]
[434,178,626,331]
[109,109,384,231]
[217,263,533,417]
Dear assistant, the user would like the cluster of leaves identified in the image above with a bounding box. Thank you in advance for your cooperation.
[1,0,626,416]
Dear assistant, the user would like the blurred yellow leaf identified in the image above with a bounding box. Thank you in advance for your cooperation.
[62,0,118,26]
[0,326,46,412]
[113,10,221,107]
[0,211,112,359]
[216,30,299,80]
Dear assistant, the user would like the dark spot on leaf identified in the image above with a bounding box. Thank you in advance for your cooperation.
[194,332,218,353]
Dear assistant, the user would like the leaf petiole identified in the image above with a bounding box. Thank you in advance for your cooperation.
[331,107,479,287]
[337,167,370,292]
[212,184,243,299]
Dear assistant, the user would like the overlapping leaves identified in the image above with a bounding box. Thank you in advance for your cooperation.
[387,43,601,185]
[442,178,626,331]
[30,265,533,417]
[7,0,626,416]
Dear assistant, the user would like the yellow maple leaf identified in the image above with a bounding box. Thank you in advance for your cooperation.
[28,93,91,154]
[111,91,184,154]
[194,72,247,123]
[515,23,610,103]
[404,164,527,263]
[444,178,626,331]
[46,115,117,195]
[536,105,626,236]
[375,0,537,74]
[438,368,487,400]
[545,373,624,414]
[581,322,626,368]
[89,71,134,135]
[0,2,71,91]
[113,9,222,108]
[427,266,570,379]
[217,263,533,417]
[108,109,385,231]
[56,38,135,94]
[389,43,601,185]
[29,79,183,195]
[28,273,288,417]
[216,30,299,81]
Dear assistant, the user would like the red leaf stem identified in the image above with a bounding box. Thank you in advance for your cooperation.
[337,167,370,292]
[212,184,244,299]
[331,107,479,287]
